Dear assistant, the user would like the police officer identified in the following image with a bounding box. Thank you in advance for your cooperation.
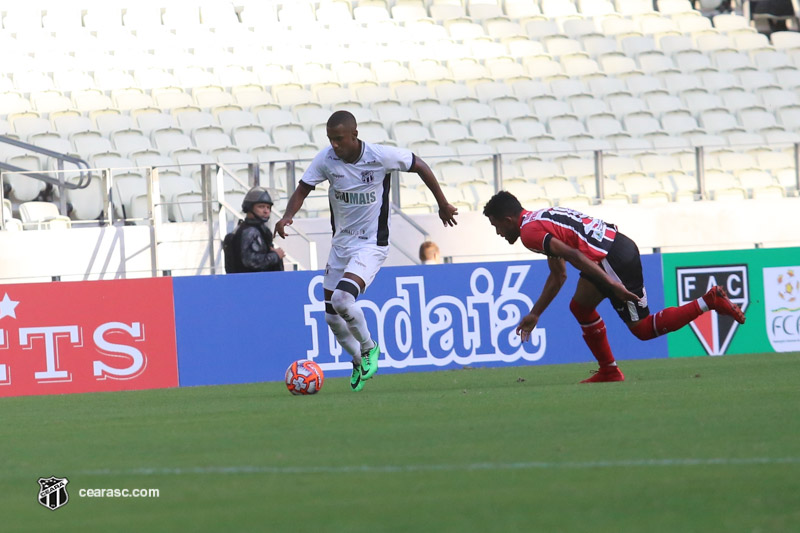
[227,187,285,272]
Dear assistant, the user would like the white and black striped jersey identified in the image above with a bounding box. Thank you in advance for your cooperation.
[301,141,413,247]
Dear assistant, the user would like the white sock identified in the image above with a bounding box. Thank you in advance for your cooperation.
[325,311,361,363]
[331,288,375,353]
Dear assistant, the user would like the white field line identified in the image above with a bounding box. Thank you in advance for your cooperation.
[77,457,800,477]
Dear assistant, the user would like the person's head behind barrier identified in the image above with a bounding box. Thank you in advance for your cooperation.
[242,186,274,222]
[419,241,442,264]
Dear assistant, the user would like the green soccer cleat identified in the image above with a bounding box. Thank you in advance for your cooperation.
[350,362,364,392]
[360,342,380,381]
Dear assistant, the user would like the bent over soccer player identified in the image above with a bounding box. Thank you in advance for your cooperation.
[275,110,459,391]
[483,191,746,383]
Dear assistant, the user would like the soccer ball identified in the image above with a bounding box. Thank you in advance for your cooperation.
[285,359,324,395]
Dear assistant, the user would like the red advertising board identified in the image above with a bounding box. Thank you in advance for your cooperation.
[0,278,179,397]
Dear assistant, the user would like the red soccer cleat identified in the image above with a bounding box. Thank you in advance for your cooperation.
[703,286,746,324]
[580,365,625,383]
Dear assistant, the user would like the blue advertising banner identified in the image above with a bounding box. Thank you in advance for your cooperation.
[173,256,667,387]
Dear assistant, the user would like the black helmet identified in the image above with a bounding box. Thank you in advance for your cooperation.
[241,186,273,213]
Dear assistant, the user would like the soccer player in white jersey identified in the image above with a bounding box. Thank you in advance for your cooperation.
[275,110,459,391]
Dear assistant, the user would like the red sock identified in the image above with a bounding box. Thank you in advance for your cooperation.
[581,318,616,367]
[570,300,616,367]
[630,301,702,340]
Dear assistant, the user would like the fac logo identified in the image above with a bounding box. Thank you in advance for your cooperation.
[677,265,749,356]
[38,476,69,511]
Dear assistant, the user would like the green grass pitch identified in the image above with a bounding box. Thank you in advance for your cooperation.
[2,352,799,533]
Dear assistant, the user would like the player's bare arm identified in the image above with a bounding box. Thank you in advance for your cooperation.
[517,256,567,342]
[410,156,458,227]
[274,182,314,239]
[547,237,639,303]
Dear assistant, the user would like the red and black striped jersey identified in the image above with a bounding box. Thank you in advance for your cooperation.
[518,207,618,263]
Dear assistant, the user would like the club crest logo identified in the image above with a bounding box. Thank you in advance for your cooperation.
[763,266,800,353]
[360,170,374,183]
[38,476,69,511]
[676,265,749,356]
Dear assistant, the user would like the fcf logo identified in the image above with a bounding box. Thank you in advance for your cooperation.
[763,266,800,353]
[38,476,69,511]
[677,265,749,355]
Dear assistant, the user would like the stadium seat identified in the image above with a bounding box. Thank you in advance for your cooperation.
[698,110,742,135]
[548,115,588,141]
[392,83,432,104]
[391,120,433,147]
[194,131,235,154]
[531,100,572,122]
[737,108,781,134]
[52,115,93,138]
[271,124,312,151]
[504,0,542,17]
[624,114,665,138]
[391,1,426,21]
[28,133,71,157]
[523,55,565,79]
[18,201,71,230]
[429,1,466,20]
[509,79,549,100]
[519,159,563,181]
[112,130,153,157]
[454,141,495,164]
[625,75,668,98]
[11,115,51,139]
[153,128,195,154]
[533,139,577,160]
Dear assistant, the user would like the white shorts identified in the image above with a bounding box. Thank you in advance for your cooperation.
[323,244,389,293]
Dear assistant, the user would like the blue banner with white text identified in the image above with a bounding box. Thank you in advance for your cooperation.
[173,256,667,387]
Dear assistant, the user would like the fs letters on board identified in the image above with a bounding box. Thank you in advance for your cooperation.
[0,278,179,397]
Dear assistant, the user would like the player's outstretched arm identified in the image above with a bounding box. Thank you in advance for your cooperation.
[274,182,313,239]
[547,237,639,302]
[517,256,567,342]
[410,156,458,227]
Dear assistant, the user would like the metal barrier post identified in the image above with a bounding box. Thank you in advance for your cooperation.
[200,163,217,274]
[102,168,112,226]
[248,162,260,187]
[57,159,67,216]
[696,146,706,200]
[286,161,296,194]
[493,153,503,192]
[594,150,604,200]
[147,167,162,277]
